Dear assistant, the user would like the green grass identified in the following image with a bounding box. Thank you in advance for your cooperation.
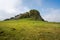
[0,18,60,40]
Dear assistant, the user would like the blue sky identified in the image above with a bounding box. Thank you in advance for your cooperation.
[0,0,60,22]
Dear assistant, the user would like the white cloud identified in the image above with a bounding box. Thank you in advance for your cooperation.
[0,16,4,20]
[0,0,29,20]
[0,0,18,13]
[43,8,60,22]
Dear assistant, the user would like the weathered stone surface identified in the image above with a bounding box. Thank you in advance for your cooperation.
[4,9,44,21]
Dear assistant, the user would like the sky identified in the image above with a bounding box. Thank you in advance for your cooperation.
[0,0,60,22]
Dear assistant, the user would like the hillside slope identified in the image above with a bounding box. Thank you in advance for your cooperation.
[0,18,60,40]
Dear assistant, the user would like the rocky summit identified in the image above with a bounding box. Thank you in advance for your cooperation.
[4,9,44,21]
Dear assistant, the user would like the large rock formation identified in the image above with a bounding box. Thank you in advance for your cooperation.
[29,9,44,21]
[4,9,44,21]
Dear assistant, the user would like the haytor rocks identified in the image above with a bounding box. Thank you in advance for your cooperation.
[4,9,44,21]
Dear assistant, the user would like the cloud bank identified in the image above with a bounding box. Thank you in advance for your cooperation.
[0,0,29,20]
[43,8,60,22]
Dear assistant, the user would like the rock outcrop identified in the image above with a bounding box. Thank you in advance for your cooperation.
[4,9,44,21]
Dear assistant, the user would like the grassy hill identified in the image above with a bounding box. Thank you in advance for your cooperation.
[0,18,60,40]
